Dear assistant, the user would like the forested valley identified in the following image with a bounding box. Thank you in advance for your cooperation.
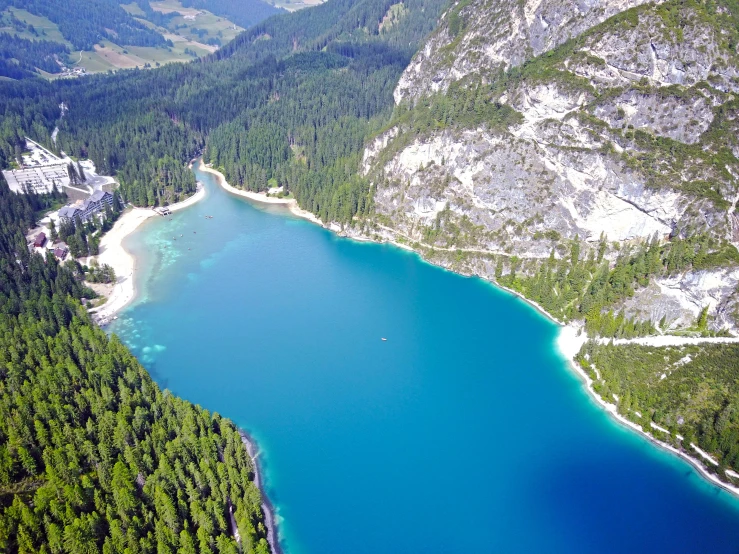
[0,1,451,550]
[0,0,446,221]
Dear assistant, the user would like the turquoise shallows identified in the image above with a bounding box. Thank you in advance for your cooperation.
[111,162,739,553]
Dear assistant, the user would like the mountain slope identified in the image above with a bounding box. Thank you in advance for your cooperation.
[395,0,663,101]
[361,0,739,334]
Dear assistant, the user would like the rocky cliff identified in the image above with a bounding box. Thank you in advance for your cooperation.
[394,0,665,101]
[356,0,739,334]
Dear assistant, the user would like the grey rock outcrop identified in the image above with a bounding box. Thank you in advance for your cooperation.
[358,0,739,332]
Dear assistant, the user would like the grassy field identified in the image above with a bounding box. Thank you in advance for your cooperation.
[119,2,147,17]
[150,1,244,44]
[263,0,325,12]
[71,40,213,72]
[1,1,241,76]
[149,0,201,16]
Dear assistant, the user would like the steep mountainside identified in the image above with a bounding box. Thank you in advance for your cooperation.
[394,0,663,101]
[361,0,739,335]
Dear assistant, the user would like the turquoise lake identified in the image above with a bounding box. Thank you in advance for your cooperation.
[111,162,739,553]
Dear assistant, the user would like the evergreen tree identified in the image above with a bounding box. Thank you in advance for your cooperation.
[67,162,79,186]
[77,161,86,182]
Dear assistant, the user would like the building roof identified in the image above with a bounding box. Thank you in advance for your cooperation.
[89,190,112,202]
[34,232,46,246]
[59,191,113,219]
[59,205,82,219]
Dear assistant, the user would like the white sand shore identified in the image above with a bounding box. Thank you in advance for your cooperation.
[89,184,206,322]
[199,164,323,226]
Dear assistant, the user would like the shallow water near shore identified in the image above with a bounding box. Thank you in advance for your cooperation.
[111,162,739,553]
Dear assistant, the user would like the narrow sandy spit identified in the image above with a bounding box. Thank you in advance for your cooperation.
[89,184,206,323]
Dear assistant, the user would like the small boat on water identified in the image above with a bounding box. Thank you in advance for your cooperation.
[381,337,387,341]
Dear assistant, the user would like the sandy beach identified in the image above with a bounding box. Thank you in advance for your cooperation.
[89,184,206,323]
[199,163,323,226]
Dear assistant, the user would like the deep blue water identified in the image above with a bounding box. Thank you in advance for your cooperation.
[111,162,739,553]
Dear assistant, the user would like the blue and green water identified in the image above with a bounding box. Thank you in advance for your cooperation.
[111,162,739,553]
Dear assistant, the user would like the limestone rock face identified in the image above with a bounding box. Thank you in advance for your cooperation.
[395,0,663,102]
[360,0,739,332]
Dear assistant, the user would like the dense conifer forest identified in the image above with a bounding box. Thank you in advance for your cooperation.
[0,32,69,78]
[0,178,272,553]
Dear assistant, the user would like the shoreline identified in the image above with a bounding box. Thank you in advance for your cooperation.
[198,163,323,226]
[85,171,285,550]
[556,324,739,499]
[402,239,739,499]
[345,228,739,500]
[99,160,739,503]
[89,183,206,324]
[238,430,282,554]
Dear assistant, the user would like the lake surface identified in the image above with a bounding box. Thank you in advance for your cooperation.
[111,162,739,553]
